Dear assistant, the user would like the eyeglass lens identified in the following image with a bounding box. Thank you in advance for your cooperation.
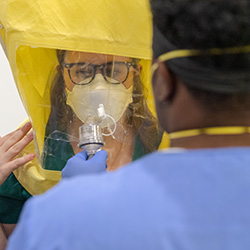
[69,62,130,85]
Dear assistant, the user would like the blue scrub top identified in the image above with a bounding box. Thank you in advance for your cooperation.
[7,147,250,250]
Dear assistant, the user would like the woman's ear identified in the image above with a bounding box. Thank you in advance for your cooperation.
[134,64,143,76]
[152,61,176,105]
[137,64,143,73]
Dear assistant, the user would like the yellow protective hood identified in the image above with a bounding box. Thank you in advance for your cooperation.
[0,0,168,195]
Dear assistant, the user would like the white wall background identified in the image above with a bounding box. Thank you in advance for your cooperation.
[0,46,27,136]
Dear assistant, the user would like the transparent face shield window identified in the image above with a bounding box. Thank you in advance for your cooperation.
[16,46,162,171]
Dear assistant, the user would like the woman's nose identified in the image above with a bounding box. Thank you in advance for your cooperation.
[92,73,105,82]
[95,65,103,74]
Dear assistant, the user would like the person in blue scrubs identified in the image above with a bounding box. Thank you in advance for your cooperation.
[7,0,250,249]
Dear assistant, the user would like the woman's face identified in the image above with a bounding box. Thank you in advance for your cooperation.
[63,51,135,91]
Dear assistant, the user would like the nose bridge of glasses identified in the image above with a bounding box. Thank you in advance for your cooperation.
[91,72,107,85]
[95,64,104,75]
[92,65,106,83]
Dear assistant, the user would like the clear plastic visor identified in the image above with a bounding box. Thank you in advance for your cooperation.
[15,46,162,171]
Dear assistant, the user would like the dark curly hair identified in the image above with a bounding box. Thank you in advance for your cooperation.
[150,0,250,112]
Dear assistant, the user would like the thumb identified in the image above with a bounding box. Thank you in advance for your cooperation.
[90,150,108,163]
[75,150,88,160]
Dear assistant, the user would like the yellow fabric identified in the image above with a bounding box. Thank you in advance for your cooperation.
[158,132,170,149]
[0,2,7,52]
[12,119,61,195]
[13,140,62,196]
[0,0,169,195]
[0,0,156,153]
[0,24,7,56]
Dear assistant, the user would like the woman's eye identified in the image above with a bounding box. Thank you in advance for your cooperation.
[74,67,92,77]
[76,70,88,74]
[112,70,121,75]
[106,67,121,76]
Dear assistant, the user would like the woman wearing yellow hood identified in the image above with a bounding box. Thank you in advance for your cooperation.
[0,0,167,241]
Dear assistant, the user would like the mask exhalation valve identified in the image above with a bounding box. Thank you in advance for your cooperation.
[78,104,117,158]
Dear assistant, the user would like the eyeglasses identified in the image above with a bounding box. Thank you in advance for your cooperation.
[64,61,136,85]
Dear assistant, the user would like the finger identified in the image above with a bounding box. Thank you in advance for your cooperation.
[0,153,35,185]
[90,150,108,162]
[0,127,22,147]
[63,151,88,169]
[0,122,31,145]
[75,150,88,161]
[7,153,36,172]
[0,122,32,153]
[3,131,34,162]
[0,122,31,148]
[85,150,108,172]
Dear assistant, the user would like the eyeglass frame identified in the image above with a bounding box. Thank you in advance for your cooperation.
[64,61,137,85]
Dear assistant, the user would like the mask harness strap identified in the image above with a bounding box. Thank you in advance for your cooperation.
[152,25,250,93]
[152,27,250,140]
[168,126,250,140]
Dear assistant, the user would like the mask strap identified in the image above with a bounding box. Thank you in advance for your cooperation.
[152,45,250,93]
[152,44,250,76]
[168,126,250,139]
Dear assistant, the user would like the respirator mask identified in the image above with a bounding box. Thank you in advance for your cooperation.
[66,74,133,156]
[66,74,133,127]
